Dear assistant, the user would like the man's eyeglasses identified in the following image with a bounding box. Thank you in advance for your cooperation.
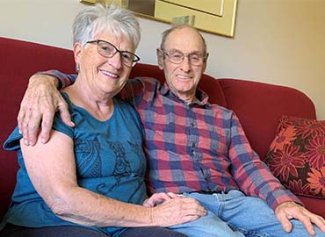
[87,40,140,67]
[160,49,208,66]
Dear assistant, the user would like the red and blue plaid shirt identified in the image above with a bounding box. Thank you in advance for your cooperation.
[53,71,300,210]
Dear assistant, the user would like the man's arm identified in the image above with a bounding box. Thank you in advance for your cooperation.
[18,71,77,146]
[18,71,150,146]
[227,112,325,234]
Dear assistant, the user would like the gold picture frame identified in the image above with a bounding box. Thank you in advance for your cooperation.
[80,0,238,38]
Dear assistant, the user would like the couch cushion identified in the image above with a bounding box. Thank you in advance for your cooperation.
[265,116,325,199]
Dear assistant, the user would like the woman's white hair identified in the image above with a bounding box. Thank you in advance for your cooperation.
[72,4,141,49]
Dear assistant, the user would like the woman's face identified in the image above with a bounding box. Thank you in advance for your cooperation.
[74,31,135,98]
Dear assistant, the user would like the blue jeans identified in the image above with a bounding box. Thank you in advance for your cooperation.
[169,191,324,237]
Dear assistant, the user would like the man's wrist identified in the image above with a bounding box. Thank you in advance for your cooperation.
[35,72,61,89]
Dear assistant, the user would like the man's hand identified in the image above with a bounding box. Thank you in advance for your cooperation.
[17,74,74,146]
[275,201,325,235]
[143,192,181,207]
[149,194,206,227]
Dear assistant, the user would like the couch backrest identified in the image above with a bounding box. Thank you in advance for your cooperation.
[0,37,76,218]
[218,78,316,159]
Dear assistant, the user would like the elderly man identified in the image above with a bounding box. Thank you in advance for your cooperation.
[18,24,325,237]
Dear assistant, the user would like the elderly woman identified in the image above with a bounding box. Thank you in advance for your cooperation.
[0,4,205,237]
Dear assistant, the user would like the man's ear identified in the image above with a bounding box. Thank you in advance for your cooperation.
[202,53,209,72]
[156,48,164,70]
[202,61,207,73]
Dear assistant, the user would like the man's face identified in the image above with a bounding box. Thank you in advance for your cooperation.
[157,26,207,102]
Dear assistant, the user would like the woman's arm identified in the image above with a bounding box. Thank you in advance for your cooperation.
[21,130,206,227]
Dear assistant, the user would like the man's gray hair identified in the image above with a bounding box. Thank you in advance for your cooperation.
[160,24,207,55]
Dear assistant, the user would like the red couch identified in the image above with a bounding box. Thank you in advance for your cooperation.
[1,37,324,221]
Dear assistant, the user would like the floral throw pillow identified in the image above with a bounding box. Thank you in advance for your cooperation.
[265,115,325,198]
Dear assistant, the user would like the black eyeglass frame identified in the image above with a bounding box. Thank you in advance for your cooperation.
[87,39,140,67]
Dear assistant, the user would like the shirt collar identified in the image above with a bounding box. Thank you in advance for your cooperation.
[160,82,210,107]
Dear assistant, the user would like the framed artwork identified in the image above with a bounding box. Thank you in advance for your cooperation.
[80,0,238,37]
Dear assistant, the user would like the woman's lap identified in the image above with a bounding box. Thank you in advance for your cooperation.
[0,224,187,237]
[0,224,109,237]
[120,227,187,237]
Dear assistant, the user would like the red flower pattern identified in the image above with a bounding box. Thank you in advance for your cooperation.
[269,126,296,152]
[288,179,311,196]
[305,136,325,169]
[266,116,325,199]
[294,120,325,139]
[268,145,306,181]
[307,168,325,196]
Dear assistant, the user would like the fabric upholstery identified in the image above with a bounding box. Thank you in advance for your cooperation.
[218,79,316,159]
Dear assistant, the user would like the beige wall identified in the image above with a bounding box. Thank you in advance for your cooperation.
[1,0,324,118]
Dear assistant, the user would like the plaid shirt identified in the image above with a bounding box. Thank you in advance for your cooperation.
[53,71,300,210]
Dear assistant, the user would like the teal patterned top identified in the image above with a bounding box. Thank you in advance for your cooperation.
[2,93,147,236]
